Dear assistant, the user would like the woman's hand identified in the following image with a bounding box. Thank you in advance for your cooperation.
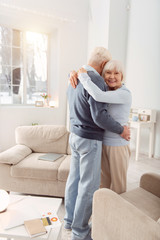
[77,67,87,75]
[69,70,78,88]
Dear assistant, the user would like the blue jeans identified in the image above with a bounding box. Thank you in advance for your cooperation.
[64,133,102,239]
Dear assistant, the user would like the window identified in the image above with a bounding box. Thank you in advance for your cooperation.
[0,25,48,105]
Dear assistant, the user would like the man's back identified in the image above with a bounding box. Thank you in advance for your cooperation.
[67,71,106,141]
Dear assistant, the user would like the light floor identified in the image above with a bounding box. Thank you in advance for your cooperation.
[59,151,160,240]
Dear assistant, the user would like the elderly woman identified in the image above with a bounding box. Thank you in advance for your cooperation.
[70,60,132,194]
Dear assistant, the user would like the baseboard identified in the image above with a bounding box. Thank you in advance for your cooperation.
[130,149,160,159]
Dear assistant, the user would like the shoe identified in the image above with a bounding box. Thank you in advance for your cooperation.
[64,222,72,230]
[71,232,93,240]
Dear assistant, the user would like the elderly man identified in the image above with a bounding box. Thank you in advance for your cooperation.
[64,47,130,240]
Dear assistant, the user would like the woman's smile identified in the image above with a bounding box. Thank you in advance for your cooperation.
[104,69,122,90]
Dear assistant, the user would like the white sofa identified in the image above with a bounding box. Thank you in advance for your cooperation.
[0,125,71,197]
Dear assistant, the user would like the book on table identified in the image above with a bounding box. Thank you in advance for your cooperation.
[24,218,47,238]
[41,211,61,231]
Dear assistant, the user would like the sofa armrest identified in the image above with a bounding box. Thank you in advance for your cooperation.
[0,145,32,165]
[140,173,160,198]
[92,188,160,240]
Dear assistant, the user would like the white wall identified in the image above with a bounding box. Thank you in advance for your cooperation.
[108,0,130,65]
[87,0,160,158]
[0,0,89,151]
[87,0,130,68]
[87,0,110,58]
[126,0,160,158]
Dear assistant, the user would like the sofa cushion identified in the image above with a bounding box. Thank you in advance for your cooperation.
[0,145,32,165]
[11,153,67,181]
[121,187,160,221]
[15,125,69,154]
[58,155,71,181]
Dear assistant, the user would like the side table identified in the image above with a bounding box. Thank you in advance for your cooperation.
[129,121,155,161]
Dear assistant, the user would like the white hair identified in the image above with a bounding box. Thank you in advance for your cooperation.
[102,60,125,81]
[88,47,112,65]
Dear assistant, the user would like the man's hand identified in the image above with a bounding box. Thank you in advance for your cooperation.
[69,68,87,88]
[69,71,78,88]
[120,125,131,141]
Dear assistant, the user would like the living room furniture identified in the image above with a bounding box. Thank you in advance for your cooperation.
[92,173,160,240]
[0,189,9,212]
[0,194,62,240]
[0,125,71,197]
[129,108,156,161]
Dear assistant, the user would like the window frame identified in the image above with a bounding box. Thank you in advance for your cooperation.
[0,24,49,106]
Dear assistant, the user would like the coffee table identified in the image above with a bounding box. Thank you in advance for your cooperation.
[0,194,62,240]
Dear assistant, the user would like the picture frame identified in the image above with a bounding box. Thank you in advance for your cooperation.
[35,101,43,107]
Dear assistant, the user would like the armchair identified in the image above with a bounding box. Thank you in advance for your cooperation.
[92,173,160,240]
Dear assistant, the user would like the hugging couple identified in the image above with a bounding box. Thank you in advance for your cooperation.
[64,47,132,240]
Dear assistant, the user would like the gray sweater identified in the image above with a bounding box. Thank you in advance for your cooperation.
[78,72,132,146]
[67,66,123,141]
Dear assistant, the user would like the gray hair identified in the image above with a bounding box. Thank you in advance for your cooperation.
[102,60,125,81]
[88,47,112,65]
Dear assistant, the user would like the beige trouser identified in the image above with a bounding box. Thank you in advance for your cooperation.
[100,144,131,194]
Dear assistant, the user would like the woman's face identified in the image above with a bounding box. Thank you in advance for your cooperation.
[104,68,122,90]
